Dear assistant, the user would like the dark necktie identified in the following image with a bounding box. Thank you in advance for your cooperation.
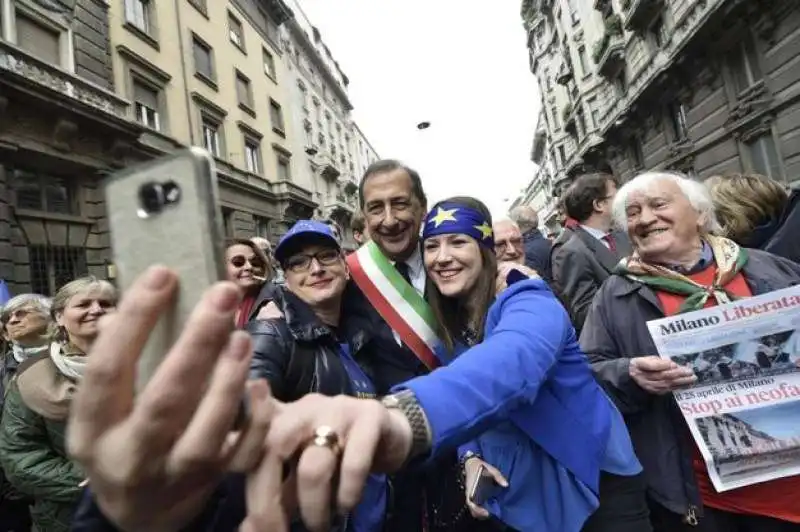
[395,261,412,285]
[603,234,617,254]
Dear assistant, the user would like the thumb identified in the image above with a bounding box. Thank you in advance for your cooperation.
[485,463,508,487]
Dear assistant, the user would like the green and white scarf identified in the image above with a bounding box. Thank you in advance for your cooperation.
[615,235,749,314]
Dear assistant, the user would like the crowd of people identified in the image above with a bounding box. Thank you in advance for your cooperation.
[0,160,798,532]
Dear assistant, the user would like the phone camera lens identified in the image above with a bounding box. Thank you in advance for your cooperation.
[138,182,165,215]
[162,181,181,205]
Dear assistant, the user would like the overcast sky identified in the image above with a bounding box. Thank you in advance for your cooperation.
[297,0,541,219]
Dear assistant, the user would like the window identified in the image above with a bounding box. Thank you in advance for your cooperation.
[29,246,87,297]
[235,71,253,110]
[576,108,587,137]
[551,105,560,129]
[270,99,285,133]
[202,117,221,157]
[277,158,291,181]
[244,138,261,174]
[125,0,152,34]
[577,46,589,76]
[588,97,599,127]
[10,171,76,214]
[15,11,60,64]
[263,48,277,80]
[557,145,566,165]
[650,16,666,48]
[133,80,160,130]
[667,101,688,141]
[728,36,763,93]
[192,36,214,82]
[746,133,782,180]
[229,13,244,50]
[188,0,207,15]
[255,217,270,238]
[629,138,645,169]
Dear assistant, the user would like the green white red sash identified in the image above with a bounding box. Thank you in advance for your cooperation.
[347,241,443,370]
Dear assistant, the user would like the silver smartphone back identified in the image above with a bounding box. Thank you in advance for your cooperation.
[105,147,226,394]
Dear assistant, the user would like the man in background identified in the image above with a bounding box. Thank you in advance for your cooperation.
[509,205,552,282]
[351,210,369,246]
[493,219,525,265]
[551,172,630,333]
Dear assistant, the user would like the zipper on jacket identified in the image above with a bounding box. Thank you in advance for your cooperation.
[684,505,699,526]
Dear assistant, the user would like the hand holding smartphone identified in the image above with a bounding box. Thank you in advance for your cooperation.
[468,463,506,506]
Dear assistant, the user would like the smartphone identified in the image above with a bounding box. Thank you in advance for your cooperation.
[104,147,226,394]
[468,464,505,506]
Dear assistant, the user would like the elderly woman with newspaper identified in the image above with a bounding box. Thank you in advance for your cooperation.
[579,171,800,532]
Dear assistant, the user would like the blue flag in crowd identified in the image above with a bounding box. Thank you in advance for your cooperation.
[0,280,11,306]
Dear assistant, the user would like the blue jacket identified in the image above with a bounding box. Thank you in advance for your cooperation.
[395,279,640,531]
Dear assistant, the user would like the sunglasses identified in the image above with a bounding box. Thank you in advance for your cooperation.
[229,255,265,269]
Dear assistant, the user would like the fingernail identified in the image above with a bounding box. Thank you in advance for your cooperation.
[143,266,170,288]
[211,284,240,311]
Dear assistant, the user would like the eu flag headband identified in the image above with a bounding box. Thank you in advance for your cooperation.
[422,202,495,250]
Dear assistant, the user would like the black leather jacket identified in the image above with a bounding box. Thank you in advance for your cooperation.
[246,285,378,402]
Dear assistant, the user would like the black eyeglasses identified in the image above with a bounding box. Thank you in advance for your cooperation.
[229,255,265,269]
[284,249,340,272]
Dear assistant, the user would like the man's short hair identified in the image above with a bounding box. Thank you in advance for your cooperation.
[351,210,366,234]
[509,206,538,233]
[359,159,427,208]
[562,173,617,223]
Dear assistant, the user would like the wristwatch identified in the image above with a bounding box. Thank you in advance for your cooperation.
[460,450,481,466]
[381,389,432,464]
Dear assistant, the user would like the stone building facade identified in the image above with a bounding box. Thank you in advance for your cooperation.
[0,0,144,295]
[280,0,379,250]
[517,0,800,217]
[0,0,381,295]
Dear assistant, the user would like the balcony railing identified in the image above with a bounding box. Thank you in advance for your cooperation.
[592,14,626,78]
[0,40,129,119]
[622,0,664,31]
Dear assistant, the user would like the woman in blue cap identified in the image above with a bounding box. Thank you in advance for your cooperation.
[244,197,650,532]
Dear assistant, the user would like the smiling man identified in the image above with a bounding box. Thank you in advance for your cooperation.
[580,171,800,531]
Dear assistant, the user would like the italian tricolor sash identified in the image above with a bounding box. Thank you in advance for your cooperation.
[347,241,443,371]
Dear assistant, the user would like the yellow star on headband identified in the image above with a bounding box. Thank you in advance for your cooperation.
[474,222,493,239]
[429,207,459,227]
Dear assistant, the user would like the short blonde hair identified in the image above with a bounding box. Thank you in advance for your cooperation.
[705,173,788,244]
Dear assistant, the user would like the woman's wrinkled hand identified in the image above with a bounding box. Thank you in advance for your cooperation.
[241,394,413,532]
[67,266,274,532]
[463,456,508,519]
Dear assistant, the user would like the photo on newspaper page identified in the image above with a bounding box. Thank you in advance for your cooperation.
[646,285,800,492]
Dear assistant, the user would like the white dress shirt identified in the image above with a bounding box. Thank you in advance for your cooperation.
[580,224,613,249]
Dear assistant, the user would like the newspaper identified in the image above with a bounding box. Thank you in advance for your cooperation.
[647,285,800,492]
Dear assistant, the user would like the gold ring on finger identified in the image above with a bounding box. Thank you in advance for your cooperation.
[311,425,342,456]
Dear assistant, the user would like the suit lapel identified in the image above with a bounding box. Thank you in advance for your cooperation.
[612,230,633,258]
[574,227,621,273]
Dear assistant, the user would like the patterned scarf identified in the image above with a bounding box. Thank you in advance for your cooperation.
[615,234,749,314]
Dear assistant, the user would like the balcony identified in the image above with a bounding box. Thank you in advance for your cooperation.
[622,0,664,31]
[274,180,316,208]
[313,152,340,181]
[323,195,354,218]
[0,40,129,123]
[562,102,577,134]
[555,61,573,86]
[592,15,626,78]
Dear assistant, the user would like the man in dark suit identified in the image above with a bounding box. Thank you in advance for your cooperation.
[552,173,631,333]
[509,205,552,282]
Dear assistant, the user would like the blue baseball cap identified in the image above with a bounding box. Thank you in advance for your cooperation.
[274,220,340,263]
